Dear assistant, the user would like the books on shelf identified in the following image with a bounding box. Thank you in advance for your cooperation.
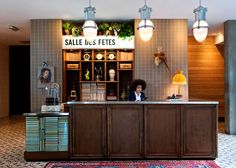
[119,63,132,69]
[118,51,133,61]
[107,95,117,101]
[66,52,80,61]
[90,83,97,101]
[81,83,106,101]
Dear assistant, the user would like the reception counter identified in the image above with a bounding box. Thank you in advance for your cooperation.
[67,101,218,159]
[24,100,218,160]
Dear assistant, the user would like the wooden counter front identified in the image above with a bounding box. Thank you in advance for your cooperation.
[68,101,218,159]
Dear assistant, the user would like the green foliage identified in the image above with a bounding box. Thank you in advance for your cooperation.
[98,23,109,32]
[72,26,82,36]
[62,21,133,39]
[62,22,73,30]
[110,23,122,32]
[118,24,133,40]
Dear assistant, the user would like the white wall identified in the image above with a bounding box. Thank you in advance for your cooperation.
[0,43,9,118]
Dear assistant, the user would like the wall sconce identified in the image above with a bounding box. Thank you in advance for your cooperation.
[9,25,19,31]
[137,0,154,41]
[172,70,187,98]
[192,0,209,43]
[82,0,98,42]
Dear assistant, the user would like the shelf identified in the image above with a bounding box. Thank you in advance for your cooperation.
[80,60,106,62]
[65,60,80,63]
[118,60,133,62]
[66,69,81,71]
[79,81,119,83]
[117,69,133,71]
[63,49,134,102]
[68,60,133,62]
[105,60,117,62]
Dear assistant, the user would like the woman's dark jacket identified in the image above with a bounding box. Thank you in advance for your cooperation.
[128,91,145,101]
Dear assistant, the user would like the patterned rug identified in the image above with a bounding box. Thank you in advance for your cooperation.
[44,160,220,168]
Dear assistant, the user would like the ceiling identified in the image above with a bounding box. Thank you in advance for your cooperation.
[0,0,235,45]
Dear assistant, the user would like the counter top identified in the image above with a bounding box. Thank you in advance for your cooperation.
[67,100,219,105]
[23,112,69,117]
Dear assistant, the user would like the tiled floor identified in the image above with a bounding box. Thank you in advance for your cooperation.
[0,116,236,168]
[0,116,46,168]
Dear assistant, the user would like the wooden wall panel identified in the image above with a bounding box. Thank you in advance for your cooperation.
[188,36,224,118]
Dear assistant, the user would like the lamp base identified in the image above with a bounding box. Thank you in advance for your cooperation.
[175,94,183,99]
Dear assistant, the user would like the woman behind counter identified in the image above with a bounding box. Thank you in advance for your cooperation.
[128,79,146,101]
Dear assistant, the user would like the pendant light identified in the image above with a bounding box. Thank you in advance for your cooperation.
[82,0,98,42]
[137,0,154,42]
[192,0,208,43]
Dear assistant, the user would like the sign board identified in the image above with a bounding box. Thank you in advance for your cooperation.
[62,35,134,49]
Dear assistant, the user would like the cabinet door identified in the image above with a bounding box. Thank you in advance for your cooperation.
[44,117,59,151]
[70,105,106,159]
[108,104,143,158]
[58,117,69,151]
[181,105,217,158]
[25,117,40,152]
[145,105,180,158]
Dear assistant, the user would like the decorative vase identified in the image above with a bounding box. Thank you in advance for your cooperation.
[85,69,90,80]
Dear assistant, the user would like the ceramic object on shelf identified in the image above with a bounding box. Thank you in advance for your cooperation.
[109,53,115,60]
[96,53,103,60]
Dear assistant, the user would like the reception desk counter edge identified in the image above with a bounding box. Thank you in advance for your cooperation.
[24,100,218,160]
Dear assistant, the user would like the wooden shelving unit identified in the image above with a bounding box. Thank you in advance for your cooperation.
[62,49,134,101]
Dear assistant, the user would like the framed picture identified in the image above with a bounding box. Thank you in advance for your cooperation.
[37,66,54,88]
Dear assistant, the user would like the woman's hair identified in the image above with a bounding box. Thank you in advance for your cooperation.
[39,67,51,83]
[129,79,146,92]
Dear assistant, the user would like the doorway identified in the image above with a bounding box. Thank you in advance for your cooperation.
[9,45,30,115]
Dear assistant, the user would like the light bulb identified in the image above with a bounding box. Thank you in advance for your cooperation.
[138,19,154,41]
[193,20,208,43]
[83,20,98,42]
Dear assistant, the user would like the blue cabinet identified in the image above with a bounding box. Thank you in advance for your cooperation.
[24,113,69,160]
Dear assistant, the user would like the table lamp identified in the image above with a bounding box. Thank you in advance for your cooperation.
[172,70,187,98]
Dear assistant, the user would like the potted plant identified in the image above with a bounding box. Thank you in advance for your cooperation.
[110,23,122,36]
[71,25,82,37]
[106,26,114,36]
[118,24,133,40]
[62,22,73,35]
[98,23,109,35]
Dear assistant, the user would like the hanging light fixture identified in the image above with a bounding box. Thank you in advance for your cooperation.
[192,0,208,43]
[82,0,98,42]
[137,0,154,41]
